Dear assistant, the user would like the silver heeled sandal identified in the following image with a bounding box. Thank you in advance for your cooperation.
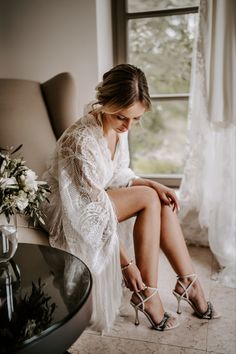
[130,286,179,331]
[172,273,220,319]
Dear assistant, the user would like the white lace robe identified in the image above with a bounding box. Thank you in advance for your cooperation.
[41,112,137,331]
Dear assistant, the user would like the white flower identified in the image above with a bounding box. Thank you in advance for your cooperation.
[0,176,17,188]
[16,194,29,211]
[0,146,50,223]
[19,174,26,183]
[24,169,38,191]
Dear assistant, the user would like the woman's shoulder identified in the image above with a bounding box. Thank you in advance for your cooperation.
[58,113,102,150]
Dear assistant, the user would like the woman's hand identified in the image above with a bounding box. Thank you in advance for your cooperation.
[132,178,180,212]
[122,263,145,293]
[151,182,180,212]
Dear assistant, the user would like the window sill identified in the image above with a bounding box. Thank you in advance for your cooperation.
[136,174,182,188]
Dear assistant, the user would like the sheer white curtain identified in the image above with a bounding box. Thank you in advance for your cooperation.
[179,0,236,288]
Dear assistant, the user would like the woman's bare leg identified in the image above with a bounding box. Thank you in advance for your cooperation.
[160,206,194,275]
[108,186,161,284]
[160,205,208,312]
[107,186,176,324]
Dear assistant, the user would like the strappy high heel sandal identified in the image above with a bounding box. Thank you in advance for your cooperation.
[172,273,220,319]
[130,286,179,331]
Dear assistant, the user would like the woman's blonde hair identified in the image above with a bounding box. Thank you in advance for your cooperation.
[95,64,151,112]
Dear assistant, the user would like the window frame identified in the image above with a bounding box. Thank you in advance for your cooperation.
[112,0,199,188]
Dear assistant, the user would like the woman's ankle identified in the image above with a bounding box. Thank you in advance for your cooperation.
[175,277,208,312]
[177,274,197,288]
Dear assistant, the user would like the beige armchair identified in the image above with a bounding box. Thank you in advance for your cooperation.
[0,72,78,245]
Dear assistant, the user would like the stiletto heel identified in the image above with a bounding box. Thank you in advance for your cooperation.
[176,296,182,314]
[172,273,220,319]
[130,286,179,331]
[134,307,139,326]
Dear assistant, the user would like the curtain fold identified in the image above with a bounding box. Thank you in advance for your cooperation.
[179,0,236,288]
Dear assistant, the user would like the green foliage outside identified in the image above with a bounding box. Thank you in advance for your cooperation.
[127,0,198,174]
[132,158,183,174]
[130,100,189,174]
[128,15,195,95]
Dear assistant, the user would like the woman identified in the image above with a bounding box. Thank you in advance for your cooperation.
[42,64,219,332]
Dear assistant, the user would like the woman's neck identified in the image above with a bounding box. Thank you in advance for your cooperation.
[100,113,112,136]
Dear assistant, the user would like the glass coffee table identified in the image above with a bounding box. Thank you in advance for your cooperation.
[0,243,92,354]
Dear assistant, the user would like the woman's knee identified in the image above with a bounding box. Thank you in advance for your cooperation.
[139,186,161,210]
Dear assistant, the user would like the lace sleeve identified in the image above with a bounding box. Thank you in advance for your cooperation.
[57,126,118,269]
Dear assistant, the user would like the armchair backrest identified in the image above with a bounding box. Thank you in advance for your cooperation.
[0,72,78,177]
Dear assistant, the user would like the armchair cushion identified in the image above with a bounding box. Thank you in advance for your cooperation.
[0,79,56,176]
[41,72,78,139]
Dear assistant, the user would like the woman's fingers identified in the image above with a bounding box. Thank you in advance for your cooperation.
[167,190,180,212]
[131,275,144,293]
[122,264,145,292]
[159,187,180,212]
[132,281,145,293]
[136,279,146,292]
[160,192,171,205]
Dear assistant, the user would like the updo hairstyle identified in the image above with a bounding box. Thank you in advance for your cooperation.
[95,64,151,113]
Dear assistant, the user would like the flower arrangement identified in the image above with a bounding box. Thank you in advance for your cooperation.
[0,145,50,225]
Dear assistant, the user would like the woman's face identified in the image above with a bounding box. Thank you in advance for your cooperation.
[103,101,146,133]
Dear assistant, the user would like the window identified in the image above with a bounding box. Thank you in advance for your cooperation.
[112,0,199,187]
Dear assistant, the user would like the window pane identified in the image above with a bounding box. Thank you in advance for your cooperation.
[129,100,188,174]
[127,0,199,13]
[127,14,197,94]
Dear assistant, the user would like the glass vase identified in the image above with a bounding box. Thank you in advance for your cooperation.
[0,259,21,322]
[0,214,18,263]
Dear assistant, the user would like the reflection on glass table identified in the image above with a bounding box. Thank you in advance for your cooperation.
[0,243,92,354]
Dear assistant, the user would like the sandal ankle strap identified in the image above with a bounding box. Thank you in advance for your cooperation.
[135,286,158,312]
[176,274,197,300]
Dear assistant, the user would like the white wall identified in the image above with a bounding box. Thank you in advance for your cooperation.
[96,0,113,81]
[0,0,113,115]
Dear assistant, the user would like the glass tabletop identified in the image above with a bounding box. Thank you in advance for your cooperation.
[0,243,92,353]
